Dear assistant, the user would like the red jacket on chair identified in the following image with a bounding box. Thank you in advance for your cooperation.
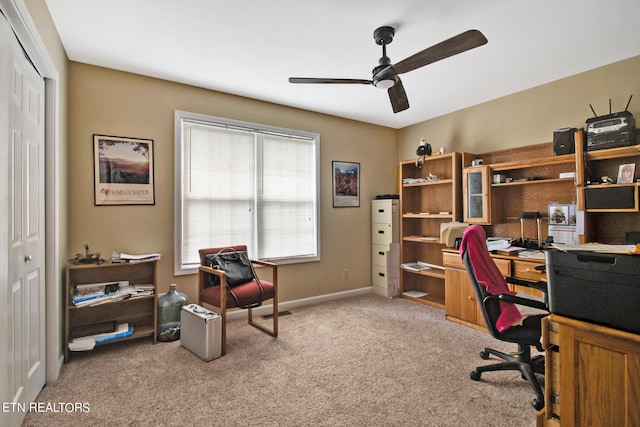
[460,225,522,332]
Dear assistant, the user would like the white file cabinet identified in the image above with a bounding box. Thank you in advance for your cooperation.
[371,199,400,297]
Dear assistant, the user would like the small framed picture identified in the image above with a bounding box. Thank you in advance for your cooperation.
[332,161,360,207]
[617,163,636,184]
[549,204,570,225]
[94,134,155,205]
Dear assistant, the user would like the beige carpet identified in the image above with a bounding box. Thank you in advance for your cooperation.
[24,294,539,426]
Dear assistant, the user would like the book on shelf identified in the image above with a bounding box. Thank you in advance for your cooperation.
[68,323,134,351]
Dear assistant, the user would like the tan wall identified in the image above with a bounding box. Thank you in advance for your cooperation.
[398,55,640,159]
[67,63,398,303]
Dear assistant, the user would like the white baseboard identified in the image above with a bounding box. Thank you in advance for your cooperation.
[226,286,372,320]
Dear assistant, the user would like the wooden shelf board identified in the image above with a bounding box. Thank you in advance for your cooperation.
[401,267,445,280]
[401,293,445,310]
[403,236,442,244]
[403,213,453,219]
[585,144,640,161]
[402,178,453,187]
[491,177,575,187]
[491,154,575,172]
[585,183,638,189]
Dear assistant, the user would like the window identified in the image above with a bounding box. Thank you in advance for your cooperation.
[174,111,320,274]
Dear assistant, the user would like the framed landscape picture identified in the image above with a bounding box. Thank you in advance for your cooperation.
[332,161,360,207]
[93,135,155,205]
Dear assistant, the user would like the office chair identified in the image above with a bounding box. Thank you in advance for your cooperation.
[460,225,548,410]
[198,246,278,355]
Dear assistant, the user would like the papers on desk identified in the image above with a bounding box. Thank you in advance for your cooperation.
[518,250,545,260]
[551,243,640,254]
[486,239,512,252]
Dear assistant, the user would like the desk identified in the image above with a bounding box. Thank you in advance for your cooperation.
[442,249,545,330]
[538,314,640,426]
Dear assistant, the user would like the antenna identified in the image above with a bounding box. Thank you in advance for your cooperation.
[624,94,633,111]
[609,98,612,114]
[589,104,597,117]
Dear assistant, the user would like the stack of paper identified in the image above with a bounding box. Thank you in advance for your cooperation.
[73,281,129,306]
[111,252,162,263]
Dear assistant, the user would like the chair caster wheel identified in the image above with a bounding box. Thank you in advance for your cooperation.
[470,371,481,381]
[480,351,490,360]
[532,399,544,411]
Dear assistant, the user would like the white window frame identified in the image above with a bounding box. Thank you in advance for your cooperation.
[174,110,321,275]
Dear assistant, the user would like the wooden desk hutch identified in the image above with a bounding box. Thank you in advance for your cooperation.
[398,131,640,423]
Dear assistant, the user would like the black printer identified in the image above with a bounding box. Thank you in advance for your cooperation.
[545,249,640,335]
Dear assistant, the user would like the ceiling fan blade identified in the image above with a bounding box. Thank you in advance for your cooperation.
[394,29,488,75]
[388,78,409,113]
[289,77,372,85]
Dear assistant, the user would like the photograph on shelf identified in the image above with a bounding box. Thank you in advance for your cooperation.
[332,161,360,207]
[548,203,578,245]
[94,134,155,205]
[617,163,636,184]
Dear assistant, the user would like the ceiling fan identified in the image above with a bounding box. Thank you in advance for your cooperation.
[289,26,488,113]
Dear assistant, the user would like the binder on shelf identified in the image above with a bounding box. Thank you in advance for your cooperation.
[68,323,133,351]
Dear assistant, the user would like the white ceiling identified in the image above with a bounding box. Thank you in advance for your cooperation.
[44,0,640,129]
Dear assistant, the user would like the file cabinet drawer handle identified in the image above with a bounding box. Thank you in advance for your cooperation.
[378,272,385,277]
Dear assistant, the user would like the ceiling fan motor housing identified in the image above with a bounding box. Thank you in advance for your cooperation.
[373,26,395,45]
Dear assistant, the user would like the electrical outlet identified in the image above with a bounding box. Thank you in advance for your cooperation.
[342,268,349,279]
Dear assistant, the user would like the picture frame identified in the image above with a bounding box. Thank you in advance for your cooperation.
[548,204,571,226]
[617,163,636,184]
[93,134,155,205]
[332,161,360,207]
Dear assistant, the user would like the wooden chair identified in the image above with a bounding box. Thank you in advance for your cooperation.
[198,245,278,355]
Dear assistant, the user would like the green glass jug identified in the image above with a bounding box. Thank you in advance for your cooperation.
[157,284,188,342]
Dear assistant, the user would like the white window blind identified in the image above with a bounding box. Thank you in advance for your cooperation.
[175,111,320,274]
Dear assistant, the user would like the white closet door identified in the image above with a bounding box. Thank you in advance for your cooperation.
[1,12,46,426]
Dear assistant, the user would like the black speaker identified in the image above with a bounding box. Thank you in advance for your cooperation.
[553,127,576,155]
[584,186,637,210]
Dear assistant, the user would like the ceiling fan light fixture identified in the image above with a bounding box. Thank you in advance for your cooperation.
[374,78,395,89]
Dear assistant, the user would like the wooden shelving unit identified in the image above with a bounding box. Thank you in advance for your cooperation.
[64,261,158,362]
[575,131,640,244]
[398,152,470,310]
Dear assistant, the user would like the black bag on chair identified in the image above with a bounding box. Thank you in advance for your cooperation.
[205,248,265,309]
[205,248,255,288]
